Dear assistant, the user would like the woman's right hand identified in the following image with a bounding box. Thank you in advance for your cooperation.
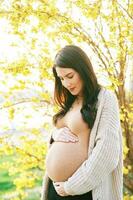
[52,127,79,143]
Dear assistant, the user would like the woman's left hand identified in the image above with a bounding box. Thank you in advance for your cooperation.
[53,182,69,196]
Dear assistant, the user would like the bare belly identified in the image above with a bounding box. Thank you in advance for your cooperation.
[45,141,88,182]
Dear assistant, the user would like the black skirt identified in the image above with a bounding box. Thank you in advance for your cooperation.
[48,179,93,200]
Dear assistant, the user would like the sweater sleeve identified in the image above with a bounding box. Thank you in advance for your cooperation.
[64,91,121,195]
[41,171,49,200]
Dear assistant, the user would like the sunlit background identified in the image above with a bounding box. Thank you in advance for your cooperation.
[0,0,132,199]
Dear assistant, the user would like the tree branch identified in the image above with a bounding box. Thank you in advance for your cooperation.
[0,98,52,110]
[117,2,133,20]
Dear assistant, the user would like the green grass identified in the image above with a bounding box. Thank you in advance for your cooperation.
[0,170,16,192]
[0,155,42,200]
[0,155,16,196]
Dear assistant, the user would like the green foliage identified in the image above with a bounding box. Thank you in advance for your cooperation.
[0,0,132,199]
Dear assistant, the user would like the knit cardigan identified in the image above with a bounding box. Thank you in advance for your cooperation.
[41,88,123,200]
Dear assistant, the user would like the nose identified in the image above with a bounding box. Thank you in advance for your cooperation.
[63,79,72,88]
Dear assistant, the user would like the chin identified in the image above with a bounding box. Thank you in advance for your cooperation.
[69,88,81,96]
[70,91,79,96]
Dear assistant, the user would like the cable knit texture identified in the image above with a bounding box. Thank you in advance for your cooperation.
[41,88,123,200]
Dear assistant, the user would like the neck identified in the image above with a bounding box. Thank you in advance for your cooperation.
[76,95,83,104]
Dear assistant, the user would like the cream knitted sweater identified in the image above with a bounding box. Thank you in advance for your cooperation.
[41,88,123,200]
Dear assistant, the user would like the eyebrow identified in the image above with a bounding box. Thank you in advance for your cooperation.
[58,72,73,78]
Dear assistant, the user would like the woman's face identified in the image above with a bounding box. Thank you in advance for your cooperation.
[56,67,84,96]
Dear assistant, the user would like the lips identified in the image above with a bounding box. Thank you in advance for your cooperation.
[69,87,75,91]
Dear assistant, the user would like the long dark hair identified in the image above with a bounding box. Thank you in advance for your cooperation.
[52,45,101,129]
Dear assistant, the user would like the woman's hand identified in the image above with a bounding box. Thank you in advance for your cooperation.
[53,182,69,196]
[52,127,79,143]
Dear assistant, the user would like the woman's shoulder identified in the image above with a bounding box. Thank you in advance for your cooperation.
[98,87,118,106]
[98,87,117,99]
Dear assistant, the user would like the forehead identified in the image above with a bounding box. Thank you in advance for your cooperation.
[56,67,75,76]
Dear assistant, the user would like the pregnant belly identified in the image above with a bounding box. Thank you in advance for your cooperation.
[45,142,88,182]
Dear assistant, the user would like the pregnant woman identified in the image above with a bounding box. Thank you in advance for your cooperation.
[41,45,123,200]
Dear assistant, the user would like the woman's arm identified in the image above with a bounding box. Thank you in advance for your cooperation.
[62,90,122,195]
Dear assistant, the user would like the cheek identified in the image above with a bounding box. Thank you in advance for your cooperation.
[61,81,65,87]
[74,76,80,84]
[78,79,84,90]
[76,76,83,86]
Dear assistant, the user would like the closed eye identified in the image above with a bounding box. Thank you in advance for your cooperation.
[68,75,73,79]
[59,74,74,80]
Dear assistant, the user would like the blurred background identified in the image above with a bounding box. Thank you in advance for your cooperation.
[0,0,133,199]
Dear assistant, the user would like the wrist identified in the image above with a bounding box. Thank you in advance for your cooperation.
[64,182,74,196]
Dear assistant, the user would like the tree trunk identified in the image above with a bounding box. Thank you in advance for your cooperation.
[122,68,133,193]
